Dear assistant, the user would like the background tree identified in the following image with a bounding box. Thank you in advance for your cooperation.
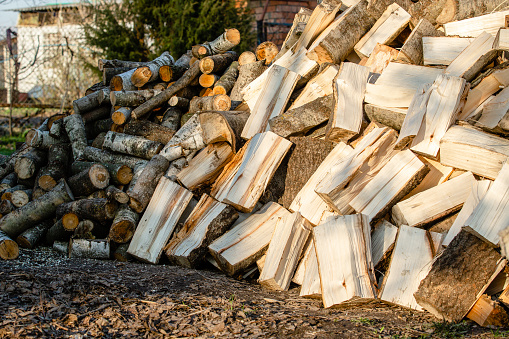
[84,0,255,62]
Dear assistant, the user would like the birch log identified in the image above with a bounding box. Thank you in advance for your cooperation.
[159,51,191,82]
[103,131,163,160]
[131,51,174,88]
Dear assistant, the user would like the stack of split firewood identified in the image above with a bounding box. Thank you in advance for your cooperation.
[4,0,509,327]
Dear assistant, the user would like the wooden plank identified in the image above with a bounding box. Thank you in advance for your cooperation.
[371,220,398,268]
[379,226,441,310]
[445,32,497,82]
[414,230,507,322]
[177,142,233,190]
[164,194,238,268]
[127,177,192,264]
[211,131,292,213]
[423,36,474,66]
[398,18,444,65]
[463,161,509,246]
[444,10,509,37]
[354,3,411,58]
[208,201,291,276]
[391,172,476,228]
[288,64,339,110]
[289,142,353,225]
[241,65,299,139]
[410,74,467,159]
[348,149,429,223]
[325,62,370,142]
[300,241,322,298]
[314,214,376,308]
[258,212,312,291]
[467,295,509,327]
[440,125,509,180]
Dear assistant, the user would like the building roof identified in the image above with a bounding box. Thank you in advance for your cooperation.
[8,2,91,13]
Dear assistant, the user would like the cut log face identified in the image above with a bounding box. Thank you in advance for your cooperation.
[131,51,174,88]
[111,107,133,125]
[354,3,411,58]
[38,143,71,191]
[445,32,497,82]
[463,161,509,246]
[361,43,399,74]
[110,68,137,91]
[467,294,509,327]
[300,241,322,298]
[109,204,139,243]
[177,142,233,190]
[256,41,279,65]
[211,132,292,213]
[409,75,466,159]
[371,220,398,268]
[348,149,429,223]
[391,172,476,228]
[199,51,237,75]
[69,239,110,259]
[68,164,110,197]
[16,220,52,249]
[258,212,311,291]
[241,65,300,139]
[289,142,353,225]
[208,201,291,276]
[127,177,192,264]
[188,94,231,114]
[423,36,474,66]
[326,62,370,142]
[314,214,376,308]
[238,51,257,66]
[213,61,239,95]
[443,10,509,37]
[0,230,19,260]
[379,225,442,311]
[440,125,509,180]
[442,179,491,247]
[199,111,249,152]
[14,148,46,180]
[414,230,507,323]
[103,131,163,160]
[165,194,238,268]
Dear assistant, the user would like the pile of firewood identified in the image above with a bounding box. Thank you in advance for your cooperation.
[4,0,509,327]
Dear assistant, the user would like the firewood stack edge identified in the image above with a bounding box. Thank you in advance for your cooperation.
[4,0,509,326]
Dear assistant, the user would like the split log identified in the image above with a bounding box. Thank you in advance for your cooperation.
[63,114,87,161]
[213,61,239,95]
[25,129,60,149]
[300,241,321,298]
[255,41,279,65]
[229,60,267,102]
[375,62,445,92]
[199,51,238,75]
[397,18,443,65]
[0,230,18,260]
[159,114,206,162]
[444,10,509,37]
[69,239,110,259]
[292,237,313,286]
[159,51,192,82]
[414,230,507,322]
[474,87,509,133]
[127,155,170,213]
[188,95,231,114]
[495,28,509,51]
[292,0,342,52]
[364,83,416,108]
[111,107,133,125]
[211,132,292,213]
[440,125,509,180]
[208,202,291,276]
[109,204,139,243]
[165,194,238,268]
[103,131,163,160]
[127,177,192,264]
[307,1,377,64]
[348,149,429,223]
[16,220,52,249]
[68,164,110,197]
[11,189,32,208]
[38,143,70,191]
[326,62,370,142]
[177,142,233,190]
[371,220,398,267]
[238,51,257,65]
[241,65,299,139]
[442,180,491,247]
[445,32,497,82]
[131,61,201,120]
[403,157,454,199]
[259,212,311,291]
[379,226,443,310]
[192,29,240,59]
[269,95,333,138]
[131,51,174,87]
[354,3,411,58]
[275,7,312,62]
[0,172,16,191]
[123,120,175,145]
[105,185,129,204]
[110,68,137,91]
[164,157,187,181]
[314,214,376,308]
[199,110,249,152]
[467,294,509,327]
[168,96,190,109]
[361,43,399,74]
[199,73,220,88]
[423,36,473,66]
[14,148,46,180]
[160,107,182,131]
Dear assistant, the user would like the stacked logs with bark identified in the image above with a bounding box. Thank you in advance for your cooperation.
[3,0,509,329]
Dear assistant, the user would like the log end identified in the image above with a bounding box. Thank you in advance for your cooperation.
[256,41,279,66]
[131,67,151,88]
[159,65,172,82]
[14,157,35,180]
[212,86,227,96]
[62,213,79,231]
[213,94,232,111]
[226,28,241,45]
[112,110,127,125]
[199,58,215,74]
[25,129,38,147]
[0,238,19,260]
[39,175,57,191]
[110,76,124,91]
[238,51,257,66]
[117,165,134,185]
[109,220,135,243]
[90,164,111,190]
[306,47,334,65]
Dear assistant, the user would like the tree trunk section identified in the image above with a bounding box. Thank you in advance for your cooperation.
[199,51,238,75]
[159,51,191,82]
[168,96,190,109]
[68,163,110,197]
[38,143,70,191]
[16,220,52,249]
[256,41,279,65]
[124,120,176,145]
[109,204,139,243]
[0,230,18,260]
[238,51,257,65]
[189,95,231,114]
[131,51,174,88]
[160,107,183,131]
[64,114,87,161]
[11,189,32,208]
[199,110,249,152]
[25,129,60,149]
[0,172,17,191]
[103,67,133,86]
[110,68,137,91]
[213,61,239,95]
[69,239,110,259]
[14,148,47,180]
[105,185,129,204]
[111,107,133,125]
[103,131,163,160]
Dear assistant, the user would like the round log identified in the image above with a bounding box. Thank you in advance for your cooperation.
[71,198,118,222]
[110,89,161,107]
[88,190,107,199]
[63,114,87,161]
[256,41,279,65]
[25,129,61,149]
[81,105,112,124]
[0,200,15,215]
[73,219,95,238]
[62,213,79,231]
[103,131,163,160]
[213,61,239,95]
[238,51,257,66]
[189,95,231,114]
[45,218,72,245]
[109,204,139,243]
[199,74,220,88]
[105,185,129,204]
[199,51,238,75]
[82,146,148,169]
[103,67,133,86]
[68,163,110,197]
[229,60,267,101]
[11,189,32,208]
[161,107,182,131]
[0,172,17,191]
[16,220,52,249]
[110,68,137,91]
[69,239,110,259]
[123,120,176,145]
[131,51,174,88]
[0,230,18,260]
[168,96,190,109]
[14,148,46,180]
[38,143,71,191]
[159,51,191,82]
[113,243,132,261]
[91,132,107,149]
[111,107,133,125]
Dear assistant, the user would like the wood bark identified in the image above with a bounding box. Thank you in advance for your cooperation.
[103,131,163,160]
[72,88,109,115]
[16,220,52,249]
[188,95,231,114]
[110,68,137,91]
[69,239,110,259]
[165,194,238,268]
[63,114,87,161]
[105,185,129,204]
[160,107,182,131]
[192,29,240,59]
[38,143,70,191]
[0,230,18,260]
[127,155,170,213]
[98,58,149,71]
[14,148,46,180]
[364,104,406,132]
[199,51,238,75]
[0,200,15,215]
[25,129,60,149]
[72,161,133,186]
[256,41,279,65]
[168,96,190,109]
[67,198,118,222]
[199,110,249,152]
[110,89,162,107]
[199,73,220,88]
[123,120,175,145]
[229,60,267,102]
[68,164,110,197]
[214,63,240,96]
[111,107,133,125]
[81,105,111,125]
[103,67,133,86]
[113,243,133,261]
[275,8,312,62]
[398,18,443,65]
[414,230,507,322]
[131,51,174,87]
[0,172,16,191]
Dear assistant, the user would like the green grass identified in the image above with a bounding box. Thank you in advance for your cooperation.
[0,130,29,156]
[430,320,470,338]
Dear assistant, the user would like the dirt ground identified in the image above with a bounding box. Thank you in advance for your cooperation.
[1,248,507,338]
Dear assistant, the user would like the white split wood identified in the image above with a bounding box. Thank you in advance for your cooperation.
[364,83,416,108]
[476,87,509,130]
[403,157,454,199]
[292,238,313,286]
[423,37,474,66]
[300,241,322,298]
[371,220,398,267]
[375,62,444,91]
[494,28,509,51]
[444,10,509,38]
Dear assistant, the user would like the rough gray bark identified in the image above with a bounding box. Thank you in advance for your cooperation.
[111,107,133,125]
[159,51,192,82]
[72,161,133,186]
[25,129,61,149]
[105,185,129,204]
[103,131,163,160]
[364,104,406,131]
[0,229,18,260]
[14,148,47,180]
[103,67,133,86]
[213,61,239,95]
[160,107,183,131]
[230,60,267,102]
[68,164,110,197]
[0,200,15,215]
[131,51,174,87]
[69,239,110,259]
[199,51,238,74]
[72,88,109,115]
[168,96,190,109]
[124,120,176,145]
[110,68,137,91]
[38,143,70,191]
[67,198,118,222]
[0,172,17,191]
[82,146,148,168]
[16,220,52,249]
[63,114,87,161]
[110,89,162,107]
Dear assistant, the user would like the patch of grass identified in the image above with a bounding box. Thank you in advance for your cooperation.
[430,320,470,338]
[351,317,375,326]
[0,130,28,156]
[491,329,509,337]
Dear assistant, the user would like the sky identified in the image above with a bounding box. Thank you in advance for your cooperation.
[0,0,79,28]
